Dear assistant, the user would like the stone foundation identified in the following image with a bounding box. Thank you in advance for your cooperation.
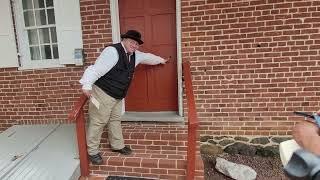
[200,136,292,157]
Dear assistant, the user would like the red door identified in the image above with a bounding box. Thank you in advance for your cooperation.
[119,0,178,111]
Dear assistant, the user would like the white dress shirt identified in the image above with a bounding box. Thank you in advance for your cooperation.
[79,43,166,90]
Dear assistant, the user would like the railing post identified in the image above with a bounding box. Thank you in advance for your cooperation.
[187,125,197,180]
[76,108,89,176]
[183,61,200,180]
[68,94,89,177]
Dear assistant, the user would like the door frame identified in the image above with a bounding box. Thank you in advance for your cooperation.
[109,0,183,116]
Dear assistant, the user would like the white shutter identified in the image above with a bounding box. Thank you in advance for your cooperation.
[54,0,83,65]
[0,0,19,68]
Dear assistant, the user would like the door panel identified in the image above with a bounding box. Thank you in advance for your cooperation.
[126,65,148,108]
[149,0,175,13]
[119,0,177,111]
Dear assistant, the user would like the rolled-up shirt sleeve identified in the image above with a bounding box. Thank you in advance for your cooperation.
[79,46,118,90]
[135,50,166,66]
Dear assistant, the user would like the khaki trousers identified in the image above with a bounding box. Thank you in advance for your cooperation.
[87,85,124,155]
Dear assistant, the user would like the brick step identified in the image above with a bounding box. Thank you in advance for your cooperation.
[90,146,187,179]
[100,130,189,157]
[87,126,204,179]
[103,148,187,159]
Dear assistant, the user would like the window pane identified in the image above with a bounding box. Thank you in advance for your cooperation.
[47,9,55,24]
[33,0,45,8]
[23,11,35,27]
[52,44,59,59]
[27,29,39,45]
[35,10,47,26]
[46,0,53,7]
[41,45,52,59]
[30,46,41,60]
[50,27,57,43]
[39,28,50,43]
[22,0,33,10]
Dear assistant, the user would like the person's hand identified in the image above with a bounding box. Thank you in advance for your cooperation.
[317,109,320,115]
[82,89,92,97]
[160,57,170,64]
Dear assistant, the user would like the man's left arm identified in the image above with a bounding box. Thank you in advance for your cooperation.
[135,50,168,66]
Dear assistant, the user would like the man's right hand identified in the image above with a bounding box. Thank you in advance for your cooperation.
[82,89,92,97]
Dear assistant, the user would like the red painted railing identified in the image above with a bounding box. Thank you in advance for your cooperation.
[68,94,89,177]
[183,61,199,180]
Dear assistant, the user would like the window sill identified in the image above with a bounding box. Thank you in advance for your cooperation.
[18,63,65,70]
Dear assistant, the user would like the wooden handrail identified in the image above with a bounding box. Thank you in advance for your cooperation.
[183,61,199,180]
[68,94,88,120]
[68,93,89,177]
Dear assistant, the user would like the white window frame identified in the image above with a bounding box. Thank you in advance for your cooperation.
[13,0,83,70]
[13,0,64,70]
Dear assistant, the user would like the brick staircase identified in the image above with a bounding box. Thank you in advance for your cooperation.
[73,62,202,179]
[87,122,204,179]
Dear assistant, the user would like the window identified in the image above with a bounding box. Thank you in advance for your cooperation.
[22,0,59,61]
[11,0,83,69]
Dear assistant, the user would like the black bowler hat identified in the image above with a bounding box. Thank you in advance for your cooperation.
[121,30,144,45]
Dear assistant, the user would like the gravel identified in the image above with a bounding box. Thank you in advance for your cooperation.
[202,153,289,180]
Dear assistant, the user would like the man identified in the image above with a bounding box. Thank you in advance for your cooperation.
[279,110,320,166]
[79,30,168,165]
[292,111,320,156]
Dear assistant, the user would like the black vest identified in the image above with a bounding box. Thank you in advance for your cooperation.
[94,43,136,99]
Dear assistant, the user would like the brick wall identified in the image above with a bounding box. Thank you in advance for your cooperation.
[2,0,319,178]
[0,67,82,131]
[0,0,111,132]
[181,0,320,136]
[1,0,320,138]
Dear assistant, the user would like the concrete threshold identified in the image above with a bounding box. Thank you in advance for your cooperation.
[122,111,184,122]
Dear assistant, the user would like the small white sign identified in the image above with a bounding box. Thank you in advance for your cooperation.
[74,48,83,66]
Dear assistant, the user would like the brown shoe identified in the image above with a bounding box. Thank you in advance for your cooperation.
[112,146,132,155]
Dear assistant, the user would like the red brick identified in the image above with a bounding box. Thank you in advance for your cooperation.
[133,167,150,174]
[145,133,160,140]
[141,158,158,168]
[159,175,178,179]
[159,159,176,169]
[116,166,133,172]
[124,158,141,167]
[150,168,167,174]
[124,172,142,177]
[130,133,146,139]
[107,157,124,166]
